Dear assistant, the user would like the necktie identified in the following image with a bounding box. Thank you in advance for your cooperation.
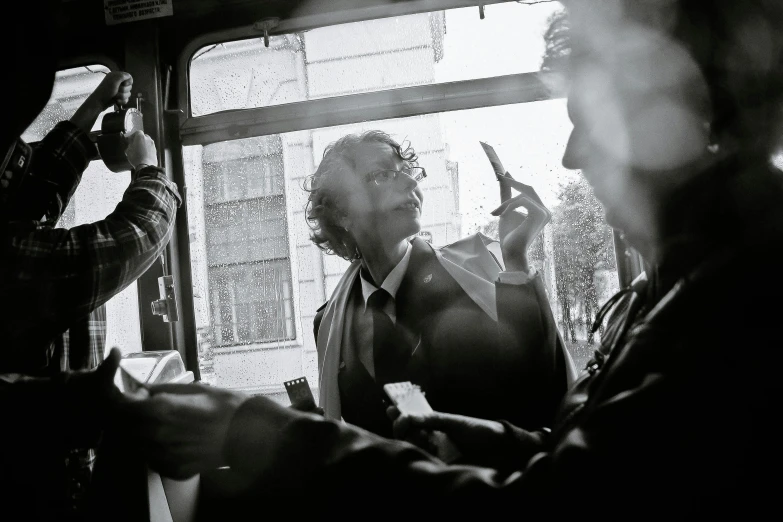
[367,289,409,385]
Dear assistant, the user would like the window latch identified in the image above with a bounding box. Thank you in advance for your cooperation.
[151,275,179,322]
[253,17,280,47]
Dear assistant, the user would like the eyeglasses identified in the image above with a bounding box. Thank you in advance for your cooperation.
[364,166,427,186]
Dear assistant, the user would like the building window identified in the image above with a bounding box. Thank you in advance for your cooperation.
[204,150,285,204]
[188,5,551,116]
[210,260,295,346]
[199,137,296,348]
[205,196,289,266]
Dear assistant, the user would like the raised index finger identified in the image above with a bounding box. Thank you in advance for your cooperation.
[496,175,546,207]
[493,194,550,226]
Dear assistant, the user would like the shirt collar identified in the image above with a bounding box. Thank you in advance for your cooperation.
[360,241,413,308]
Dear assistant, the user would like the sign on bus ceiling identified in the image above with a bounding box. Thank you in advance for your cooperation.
[104,0,174,26]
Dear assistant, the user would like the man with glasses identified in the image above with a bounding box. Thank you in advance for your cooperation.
[298,130,574,439]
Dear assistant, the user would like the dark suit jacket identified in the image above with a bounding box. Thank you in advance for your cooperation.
[220,209,783,518]
[314,237,571,431]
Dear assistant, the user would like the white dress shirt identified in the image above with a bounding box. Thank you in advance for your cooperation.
[355,240,536,376]
[359,241,413,325]
[359,240,536,322]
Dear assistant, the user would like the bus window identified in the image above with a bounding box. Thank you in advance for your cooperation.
[188,2,558,116]
[183,2,617,403]
[23,65,143,356]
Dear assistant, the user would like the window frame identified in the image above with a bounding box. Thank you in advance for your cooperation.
[25,57,120,145]
[177,0,521,123]
[180,72,564,146]
[175,0,642,390]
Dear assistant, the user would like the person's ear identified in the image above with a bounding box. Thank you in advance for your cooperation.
[338,213,351,232]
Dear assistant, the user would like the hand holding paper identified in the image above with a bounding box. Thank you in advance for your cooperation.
[479,141,551,272]
[480,141,512,202]
[480,140,547,206]
[384,382,462,464]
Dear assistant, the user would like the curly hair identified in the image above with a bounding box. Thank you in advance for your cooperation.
[304,130,419,261]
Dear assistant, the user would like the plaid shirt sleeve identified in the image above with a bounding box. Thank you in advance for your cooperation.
[2,122,182,360]
[27,121,92,225]
[57,304,106,372]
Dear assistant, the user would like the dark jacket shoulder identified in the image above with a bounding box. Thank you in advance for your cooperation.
[313,301,328,343]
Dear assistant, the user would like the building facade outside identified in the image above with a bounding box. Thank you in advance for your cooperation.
[185,12,459,402]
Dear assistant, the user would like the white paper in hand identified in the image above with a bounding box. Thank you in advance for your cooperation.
[480,141,512,202]
[384,382,433,415]
[384,382,462,463]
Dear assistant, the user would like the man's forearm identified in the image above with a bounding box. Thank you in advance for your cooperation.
[4,168,181,330]
[69,96,104,134]
[61,168,181,316]
[496,421,549,470]
[221,396,546,508]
